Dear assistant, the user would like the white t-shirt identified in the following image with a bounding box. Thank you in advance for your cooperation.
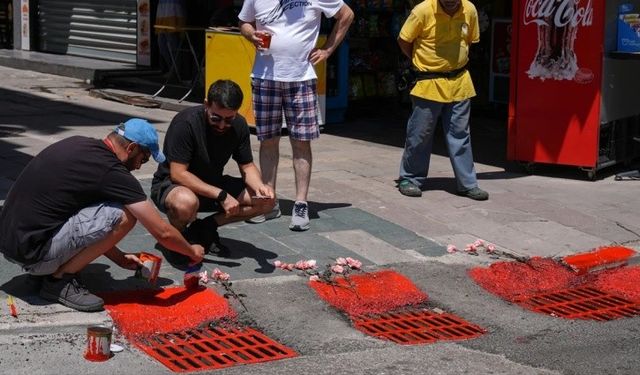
[238,0,344,82]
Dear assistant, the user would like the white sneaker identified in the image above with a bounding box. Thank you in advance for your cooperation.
[289,201,310,231]
[246,201,281,224]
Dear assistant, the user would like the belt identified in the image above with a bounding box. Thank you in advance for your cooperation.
[413,66,468,80]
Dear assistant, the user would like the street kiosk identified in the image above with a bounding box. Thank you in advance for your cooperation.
[508,0,640,179]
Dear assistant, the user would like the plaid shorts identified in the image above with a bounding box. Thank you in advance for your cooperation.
[251,78,320,141]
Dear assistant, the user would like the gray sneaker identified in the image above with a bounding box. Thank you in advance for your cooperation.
[289,201,310,231]
[39,274,104,312]
[246,201,282,224]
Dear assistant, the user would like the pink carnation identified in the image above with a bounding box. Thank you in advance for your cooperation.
[473,239,485,248]
[335,257,347,266]
[198,271,209,284]
[274,260,282,267]
[486,243,496,253]
[293,260,317,270]
[464,244,478,252]
[284,263,294,271]
[447,244,457,253]
[212,268,230,281]
[309,275,320,282]
[331,264,345,274]
[345,257,362,270]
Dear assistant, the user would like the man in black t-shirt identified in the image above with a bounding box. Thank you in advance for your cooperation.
[0,119,205,312]
[151,80,275,257]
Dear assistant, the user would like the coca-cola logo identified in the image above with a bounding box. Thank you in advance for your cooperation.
[524,0,594,27]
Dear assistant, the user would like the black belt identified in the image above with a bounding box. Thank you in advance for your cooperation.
[413,66,468,80]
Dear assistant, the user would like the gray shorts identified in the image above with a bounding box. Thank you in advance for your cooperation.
[25,202,124,276]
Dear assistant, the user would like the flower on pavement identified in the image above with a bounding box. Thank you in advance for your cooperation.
[212,268,230,282]
[464,243,478,252]
[198,271,209,284]
[346,257,362,270]
[198,268,246,311]
[447,244,458,253]
[273,256,364,290]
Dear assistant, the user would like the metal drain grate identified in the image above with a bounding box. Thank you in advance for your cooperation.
[352,309,485,345]
[135,325,297,372]
[515,287,640,321]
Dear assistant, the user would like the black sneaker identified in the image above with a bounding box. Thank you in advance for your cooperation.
[457,187,489,201]
[185,216,230,257]
[39,274,104,312]
[398,179,422,197]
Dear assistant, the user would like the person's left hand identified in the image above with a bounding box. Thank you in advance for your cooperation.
[309,48,330,65]
[255,184,275,199]
[118,253,144,270]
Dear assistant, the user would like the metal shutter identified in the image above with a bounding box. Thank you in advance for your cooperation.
[37,0,137,63]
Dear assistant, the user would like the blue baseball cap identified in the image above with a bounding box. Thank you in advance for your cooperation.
[116,118,166,163]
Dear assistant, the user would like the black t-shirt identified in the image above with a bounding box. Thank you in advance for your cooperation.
[0,136,147,265]
[152,105,253,187]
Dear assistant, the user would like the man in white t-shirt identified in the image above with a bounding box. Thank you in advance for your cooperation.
[239,0,353,231]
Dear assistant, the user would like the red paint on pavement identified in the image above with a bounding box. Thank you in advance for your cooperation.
[310,270,428,317]
[102,287,235,337]
[470,251,640,307]
[594,266,640,302]
[469,257,575,301]
[562,246,636,274]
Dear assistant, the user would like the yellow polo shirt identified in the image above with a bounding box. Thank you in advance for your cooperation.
[399,0,480,103]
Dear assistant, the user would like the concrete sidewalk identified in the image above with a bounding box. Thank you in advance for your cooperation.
[0,64,639,374]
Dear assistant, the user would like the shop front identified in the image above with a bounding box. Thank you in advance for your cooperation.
[11,0,153,65]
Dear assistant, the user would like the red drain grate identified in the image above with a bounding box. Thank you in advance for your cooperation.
[515,286,640,321]
[134,325,297,372]
[352,309,485,345]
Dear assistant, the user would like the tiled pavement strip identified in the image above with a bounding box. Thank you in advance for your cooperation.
[0,65,640,374]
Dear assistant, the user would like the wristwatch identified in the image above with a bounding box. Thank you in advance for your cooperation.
[216,190,228,202]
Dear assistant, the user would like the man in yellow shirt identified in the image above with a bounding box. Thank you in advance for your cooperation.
[396,0,488,201]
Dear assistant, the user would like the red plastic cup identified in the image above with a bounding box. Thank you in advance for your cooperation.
[259,32,272,49]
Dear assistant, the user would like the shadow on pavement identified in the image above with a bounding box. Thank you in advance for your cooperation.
[0,87,169,201]
[0,274,44,302]
[82,263,173,293]
[212,238,277,274]
[278,199,352,219]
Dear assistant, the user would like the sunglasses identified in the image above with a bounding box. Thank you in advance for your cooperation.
[134,143,151,163]
[208,112,236,126]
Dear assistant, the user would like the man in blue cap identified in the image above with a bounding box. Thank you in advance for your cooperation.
[0,119,204,312]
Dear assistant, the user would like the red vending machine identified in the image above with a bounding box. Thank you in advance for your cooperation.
[508,0,640,179]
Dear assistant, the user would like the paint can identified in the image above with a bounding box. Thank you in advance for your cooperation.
[135,252,162,284]
[84,325,112,362]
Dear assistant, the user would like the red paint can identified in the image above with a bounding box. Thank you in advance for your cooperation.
[84,325,112,362]
[135,252,162,284]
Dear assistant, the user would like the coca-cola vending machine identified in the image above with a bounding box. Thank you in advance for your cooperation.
[508,0,609,178]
